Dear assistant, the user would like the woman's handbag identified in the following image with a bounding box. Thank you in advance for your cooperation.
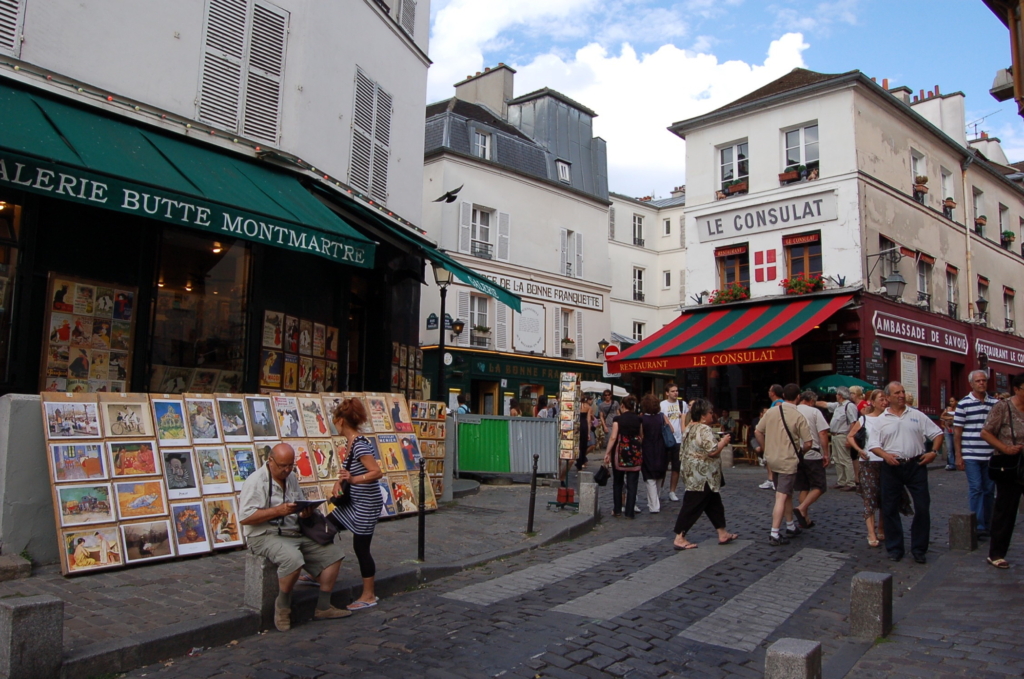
[593,465,610,486]
[330,441,360,511]
[661,421,677,448]
[853,414,868,451]
[299,511,339,545]
[990,401,1024,484]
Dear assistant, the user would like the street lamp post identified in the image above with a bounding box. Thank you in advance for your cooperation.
[432,264,453,402]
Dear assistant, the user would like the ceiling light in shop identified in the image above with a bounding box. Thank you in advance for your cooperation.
[212,242,223,254]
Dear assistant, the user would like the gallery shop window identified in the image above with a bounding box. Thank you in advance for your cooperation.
[783,232,822,278]
[148,230,250,393]
[632,267,645,302]
[560,228,582,278]
[474,131,491,160]
[0,199,19,383]
[632,321,645,342]
[716,245,750,289]
[719,140,748,190]
[784,124,818,169]
[556,160,571,183]
[632,214,644,246]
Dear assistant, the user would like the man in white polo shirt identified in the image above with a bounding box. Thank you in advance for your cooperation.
[870,381,944,564]
[660,383,689,501]
[953,370,999,538]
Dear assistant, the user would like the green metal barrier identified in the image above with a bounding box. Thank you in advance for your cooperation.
[456,416,511,473]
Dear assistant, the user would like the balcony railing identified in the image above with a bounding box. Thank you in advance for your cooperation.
[917,291,931,311]
[633,290,645,302]
[1007,319,1016,331]
[561,348,575,358]
[633,236,645,247]
[470,241,493,259]
[470,333,491,348]
[948,301,958,319]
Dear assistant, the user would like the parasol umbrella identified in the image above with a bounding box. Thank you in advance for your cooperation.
[802,374,876,395]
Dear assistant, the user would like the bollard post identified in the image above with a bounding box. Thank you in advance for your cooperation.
[418,458,426,561]
[850,572,892,638]
[527,453,539,533]
[0,594,64,679]
[949,512,977,551]
[764,638,822,679]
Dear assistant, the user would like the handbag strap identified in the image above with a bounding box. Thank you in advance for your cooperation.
[1005,401,1017,446]
[778,405,804,456]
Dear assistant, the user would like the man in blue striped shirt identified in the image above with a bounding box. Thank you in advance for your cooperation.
[953,370,999,537]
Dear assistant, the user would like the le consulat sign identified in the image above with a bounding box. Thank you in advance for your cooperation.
[697,191,837,243]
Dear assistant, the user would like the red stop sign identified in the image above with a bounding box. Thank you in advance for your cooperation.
[604,345,620,362]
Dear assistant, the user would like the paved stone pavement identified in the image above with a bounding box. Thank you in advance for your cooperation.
[109,461,1023,679]
[0,484,582,653]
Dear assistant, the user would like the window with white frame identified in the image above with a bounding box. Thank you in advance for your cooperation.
[940,169,952,203]
[470,295,488,331]
[396,0,416,36]
[474,131,491,160]
[917,259,932,302]
[1000,204,1009,239]
[470,206,493,258]
[632,321,645,342]
[663,218,671,236]
[663,271,671,289]
[911,150,925,182]
[0,0,26,57]
[879,236,897,284]
[556,160,571,182]
[784,124,818,169]
[632,214,644,246]
[348,67,393,203]
[560,229,583,278]
[1005,290,1016,329]
[979,280,990,321]
[632,267,645,302]
[720,141,749,190]
[973,187,985,232]
[560,309,571,340]
[946,268,959,314]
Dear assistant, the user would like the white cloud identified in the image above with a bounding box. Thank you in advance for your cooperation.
[770,0,859,36]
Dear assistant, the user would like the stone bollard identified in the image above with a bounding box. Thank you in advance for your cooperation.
[578,470,599,519]
[0,593,63,679]
[0,555,31,583]
[765,638,821,679]
[949,512,977,551]
[850,572,892,638]
[244,553,279,631]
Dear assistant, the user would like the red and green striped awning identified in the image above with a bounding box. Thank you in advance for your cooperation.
[608,294,853,373]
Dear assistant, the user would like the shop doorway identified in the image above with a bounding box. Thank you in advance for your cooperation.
[475,380,499,415]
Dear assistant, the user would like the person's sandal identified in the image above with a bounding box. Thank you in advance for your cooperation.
[987,557,1010,569]
[867,538,880,548]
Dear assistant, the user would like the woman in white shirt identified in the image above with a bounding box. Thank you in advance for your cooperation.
[847,389,888,547]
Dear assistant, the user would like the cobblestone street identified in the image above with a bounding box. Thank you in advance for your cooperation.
[114,463,1022,678]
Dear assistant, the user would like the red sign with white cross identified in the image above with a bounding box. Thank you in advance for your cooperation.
[754,249,777,282]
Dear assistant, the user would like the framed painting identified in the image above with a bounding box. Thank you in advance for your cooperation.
[61,525,123,575]
[227,444,258,490]
[41,394,101,439]
[365,394,394,432]
[151,397,191,447]
[399,434,423,471]
[204,495,244,549]
[308,438,338,481]
[253,440,281,469]
[312,322,326,358]
[195,446,233,495]
[107,440,160,478]
[376,434,405,472]
[170,502,212,556]
[388,393,413,433]
[120,519,176,564]
[113,479,168,520]
[216,397,251,442]
[246,396,279,440]
[285,315,299,353]
[55,483,115,527]
[99,393,155,438]
[162,448,201,500]
[50,442,107,482]
[298,319,312,356]
[272,395,305,438]
[321,395,342,435]
[298,396,331,437]
[184,396,222,444]
[291,440,317,483]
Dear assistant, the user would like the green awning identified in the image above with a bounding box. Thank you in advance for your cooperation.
[0,82,375,267]
[315,187,522,312]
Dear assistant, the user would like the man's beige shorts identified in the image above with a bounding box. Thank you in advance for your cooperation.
[247,532,344,578]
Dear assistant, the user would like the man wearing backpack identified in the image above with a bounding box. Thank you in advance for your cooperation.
[829,386,860,491]
[755,384,813,546]
[456,393,471,415]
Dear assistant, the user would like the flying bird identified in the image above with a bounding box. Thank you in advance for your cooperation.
[432,185,464,203]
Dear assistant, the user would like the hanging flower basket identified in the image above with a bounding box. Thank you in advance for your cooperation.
[708,283,750,304]
[779,273,825,295]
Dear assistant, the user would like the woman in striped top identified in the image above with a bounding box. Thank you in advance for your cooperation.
[330,398,384,610]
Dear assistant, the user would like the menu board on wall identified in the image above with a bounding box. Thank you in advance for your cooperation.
[835,340,861,377]
[41,273,137,394]
[900,352,919,405]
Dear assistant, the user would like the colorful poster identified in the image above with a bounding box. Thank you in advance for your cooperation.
[388,472,415,514]
[195,446,232,494]
[389,394,413,432]
[56,483,115,527]
[217,398,251,442]
[227,445,258,490]
[152,398,190,447]
[170,502,211,556]
[365,394,394,432]
[259,350,283,389]
[247,396,279,439]
[44,400,101,439]
[48,314,73,345]
[308,438,338,481]
[101,396,155,438]
[273,395,305,438]
[285,315,299,353]
[263,310,284,349]
[378,478,397,517]
[110,320,131,351]
[121,519,175,564]
[283,354,298,391]
[326,326,338,360]
[298,396,330,437]
[376,434,405,472]
[114,480,168,520]
[113,290,134,321]
[73,284,95,315]
[51,279,75,313]
[292,440,316,483]
[184,398,221,444]
[108,441,160,477]
[50,443,107,482]
[162,449,201,500]
[94,287,114,319]
[62,526,122,574]
[204,496,244,548]
[313,322,326,358]
[298,356,313,392]
[312,359,326,393]
[90,318,111,349]
[299,319,313,356]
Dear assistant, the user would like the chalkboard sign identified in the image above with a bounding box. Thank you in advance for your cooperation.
[684,368,705,401]
[865,360,885,389]
[835,340,861,377]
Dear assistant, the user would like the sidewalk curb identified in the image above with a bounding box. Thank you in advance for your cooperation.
[59,512,599,679]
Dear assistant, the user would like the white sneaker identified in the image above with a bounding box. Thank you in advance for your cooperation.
[759,480,776,490]
[669,492,679,502]
[634,505,642,513]
[758,458,766,467]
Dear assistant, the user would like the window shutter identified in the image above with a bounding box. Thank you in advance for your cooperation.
[198,0,247,131]
[458,201,472,253]
[456,291,471,347]
[575,232,583,279]
[0,0,26,56]
[241,0,288,144]
[574,310,584,359]
[680,216,686,248]
[495,302,508,351]
[608,207,615,239]
[559,228,568,275]
[370,87,392,204]
[348,69,375,194]
[497,211,510,262]
[399,0,416,36]
[552,306,562,349]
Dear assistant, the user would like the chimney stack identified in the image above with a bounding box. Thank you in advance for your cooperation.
[882,78,889,90]
[453,64,518,119]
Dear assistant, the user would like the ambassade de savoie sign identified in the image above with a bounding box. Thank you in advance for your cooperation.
[697,190,838,243]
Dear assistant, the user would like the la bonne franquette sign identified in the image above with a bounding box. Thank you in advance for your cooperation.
[697,191,838,243]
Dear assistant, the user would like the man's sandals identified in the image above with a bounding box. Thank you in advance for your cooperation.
[987,557,1010,569]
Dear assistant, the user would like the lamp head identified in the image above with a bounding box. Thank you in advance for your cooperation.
[597,338,610,353]
[451,318,466,336]
[882,272,906,300]
[432,263,453,287]
[976,296,989,314]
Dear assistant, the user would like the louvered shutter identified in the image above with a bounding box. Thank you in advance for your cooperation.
[495,303,508,351]
[552,306,562,350]
[241,1,288,144]
[575,232,583,279]
[456,291,471,347]
[458,202,472,253]
[559,229,568,275]
[608,206,615,239]
[198,0,247,131]
[574,310,584,359]
[349,69,376,194]
[399,0,416,36]
[497,212,510,262]
[370,87,392,204]
[0,0,25,56]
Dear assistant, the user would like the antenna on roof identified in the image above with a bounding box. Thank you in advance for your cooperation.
[966,109,1002,139]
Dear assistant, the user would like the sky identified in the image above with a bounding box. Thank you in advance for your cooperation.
[426,0,1024,198]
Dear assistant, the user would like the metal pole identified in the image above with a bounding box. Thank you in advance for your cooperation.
[437,285,447,402]
[417,457,426,561]
[527,453,539,533]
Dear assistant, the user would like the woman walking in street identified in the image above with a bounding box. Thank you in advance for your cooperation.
[330,397,384,609]
[847,389,888,547]
[940,396,958,471]
[673,398,737,550]
[639,394,669,513]
[980,373,1024,569]
[603,395,642,518]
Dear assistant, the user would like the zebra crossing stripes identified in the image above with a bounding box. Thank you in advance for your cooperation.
[551,538,750,620]
[678,547,848,652]
[440,536,663,606]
